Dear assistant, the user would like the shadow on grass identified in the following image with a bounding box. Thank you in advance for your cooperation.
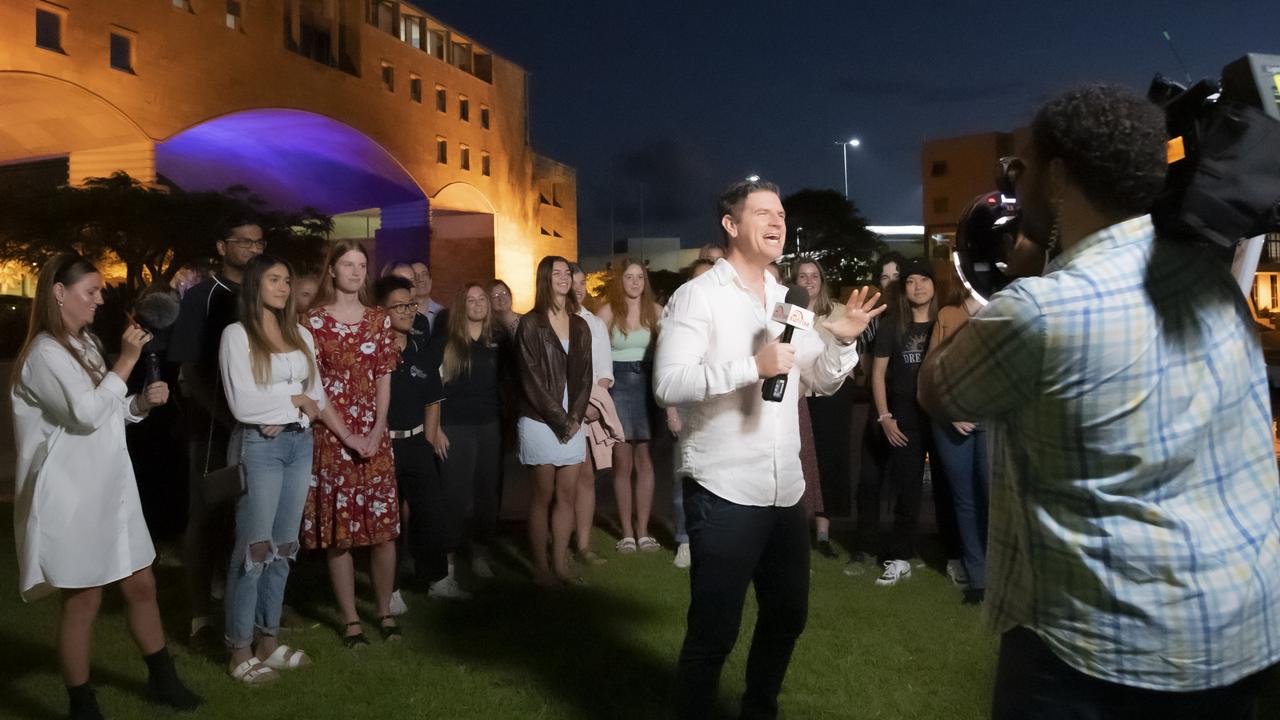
[0,633,148,720]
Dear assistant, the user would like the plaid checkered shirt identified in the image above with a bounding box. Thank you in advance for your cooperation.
[922,214,1280,691]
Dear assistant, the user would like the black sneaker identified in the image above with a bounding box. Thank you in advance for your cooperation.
[962,588,986,605]
[816,540,839,559]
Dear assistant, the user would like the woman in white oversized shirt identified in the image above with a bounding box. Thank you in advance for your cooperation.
[11,254,201,719]
[218,255,326,685]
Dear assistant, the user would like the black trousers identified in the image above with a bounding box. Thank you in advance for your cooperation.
[392,434,448,585]
[807,383,856,518]
[676,479,809,720]
[993,626,1267,720]
[441,420,503,545]
[855,422,928,561]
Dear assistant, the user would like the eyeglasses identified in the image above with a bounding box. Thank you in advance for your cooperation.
[387,302,420,314]
[226,237,268,250]
[490,290,511,299]
[996,156,1025,197]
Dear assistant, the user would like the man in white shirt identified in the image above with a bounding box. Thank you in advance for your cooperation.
[654,178,883,719]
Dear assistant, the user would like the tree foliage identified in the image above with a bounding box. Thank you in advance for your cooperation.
[0,171,331,296]
[780,188,885,287]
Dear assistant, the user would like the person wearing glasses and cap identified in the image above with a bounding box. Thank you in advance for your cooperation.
[167,216,265,650]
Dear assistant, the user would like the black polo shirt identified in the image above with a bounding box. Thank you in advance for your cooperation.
[388,330,444,433]
[441,335,506,427]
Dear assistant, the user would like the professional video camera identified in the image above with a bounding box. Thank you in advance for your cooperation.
[953,53,1280,303]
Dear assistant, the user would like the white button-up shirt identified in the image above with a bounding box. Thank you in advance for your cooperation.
[578,307,615,386]
[654,259,858,507]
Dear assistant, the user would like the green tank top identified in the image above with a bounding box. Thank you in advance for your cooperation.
[610,326,651,362]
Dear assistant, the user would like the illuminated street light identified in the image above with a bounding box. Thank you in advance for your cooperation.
[835,137,862,199]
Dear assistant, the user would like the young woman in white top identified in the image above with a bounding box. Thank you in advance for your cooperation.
[11,254,201,719]
[218,255,326,684]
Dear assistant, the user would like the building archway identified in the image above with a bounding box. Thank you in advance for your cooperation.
[429,182,496,303]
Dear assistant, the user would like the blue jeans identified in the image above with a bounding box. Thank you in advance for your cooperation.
[224,426,314,649]
[930,422,988,589]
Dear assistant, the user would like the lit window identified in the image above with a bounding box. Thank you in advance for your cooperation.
[481,152,491,177]
[459,97,470,122]
[460,146,470,171]
[480,106,490,130]
[226,0,242,30]
[436,137,447,164]
[435,86,446,113]
[109,33,134,73]
[380,62,394,92]
[409,76,422,103]
[35,8,62,52]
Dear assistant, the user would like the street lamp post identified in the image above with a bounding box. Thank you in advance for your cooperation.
[836,138,861,199]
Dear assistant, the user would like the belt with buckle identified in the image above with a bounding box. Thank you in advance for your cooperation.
[389,424,424,440]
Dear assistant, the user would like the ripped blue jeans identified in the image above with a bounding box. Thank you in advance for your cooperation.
[224,425,314,650]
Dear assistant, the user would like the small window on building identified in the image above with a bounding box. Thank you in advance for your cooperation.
[480,105,490,130]
[109,32,134,73]
[930,160,948,178]
[436,137,448,165]
[460,146,471,171]
[459,96,470,122]
[481,152,491,177]
[429,28,447,60]
[380,62,394,92]
[540,228,551,236]
[933,197,949,215]
[172,0,192,10]
[435,85,446,113]
[409,75,422,103]
[35,8,63,52]
[226,0,243,30]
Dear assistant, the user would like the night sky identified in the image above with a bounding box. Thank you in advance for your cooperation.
[414,1,1280,256]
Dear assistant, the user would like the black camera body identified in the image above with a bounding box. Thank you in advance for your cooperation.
[954,53,1280,302]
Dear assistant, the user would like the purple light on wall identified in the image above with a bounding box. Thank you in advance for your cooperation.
[156,109,424,215]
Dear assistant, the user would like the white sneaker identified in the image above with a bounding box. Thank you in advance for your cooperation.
[875,559,912,587]
[946,559,969,589]
[389,589,408,617]
[472,554,495,579]
[427,576,473,600]
[673,543,691,569]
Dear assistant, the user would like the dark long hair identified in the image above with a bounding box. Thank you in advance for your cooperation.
[238,255,317,388]
[533,256,579,316]
[12,254,107,388]
[441,283,494,384]
[891,268,939,337]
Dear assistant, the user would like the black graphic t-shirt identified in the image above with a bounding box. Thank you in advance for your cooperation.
[873,319,934,429]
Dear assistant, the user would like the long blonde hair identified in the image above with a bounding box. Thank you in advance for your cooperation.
[315,239,373,307]
[605,258,658,336]
[238,255,317,388]
[441,283,494,384]
[12,254,108,389]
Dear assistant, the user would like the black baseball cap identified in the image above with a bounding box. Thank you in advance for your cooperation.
[900,257,933,280]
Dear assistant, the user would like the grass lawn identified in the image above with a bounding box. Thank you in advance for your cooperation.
[2,509,1279,720]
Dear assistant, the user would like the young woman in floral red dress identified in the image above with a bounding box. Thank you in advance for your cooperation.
[302,239,402,646]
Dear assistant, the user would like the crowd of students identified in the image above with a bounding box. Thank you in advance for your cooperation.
[10,214,984,717]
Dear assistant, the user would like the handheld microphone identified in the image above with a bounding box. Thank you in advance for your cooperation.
[762,286,815,402]
[133,291,180,386]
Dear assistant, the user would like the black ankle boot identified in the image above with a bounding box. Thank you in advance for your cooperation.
[143,647,203,712]
[67,682,104,720]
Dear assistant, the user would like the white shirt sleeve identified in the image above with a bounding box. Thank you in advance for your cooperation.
[797,319,860,397]
[219,324,300,424]
[21,340,130,433]
[653,283,759,407]
[586,312,614,385]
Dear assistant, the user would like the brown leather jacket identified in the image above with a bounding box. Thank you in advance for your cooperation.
[515,310,593,441]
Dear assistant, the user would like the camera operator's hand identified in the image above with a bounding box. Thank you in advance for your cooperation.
[132,381,169,414]
[755,340,796,379]
[881,417,909,447]
[952,421,977,437]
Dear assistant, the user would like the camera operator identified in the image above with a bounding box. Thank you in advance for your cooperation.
[919,84,1280,719]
